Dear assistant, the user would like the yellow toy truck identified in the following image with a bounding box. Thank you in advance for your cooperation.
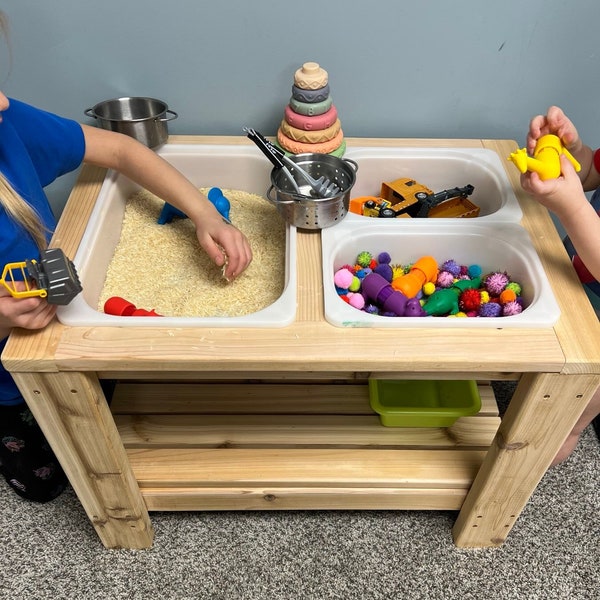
[349,177,479,219]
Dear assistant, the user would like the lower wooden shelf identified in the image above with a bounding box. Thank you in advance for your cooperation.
[110,381,500,512]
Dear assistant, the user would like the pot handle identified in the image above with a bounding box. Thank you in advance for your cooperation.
[266,185,295,205]
[158,109,178,122]
[343,157,359,172]
[84,108,97,119]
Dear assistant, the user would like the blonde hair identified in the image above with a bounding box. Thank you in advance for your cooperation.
[0,174,49,252]
[0,11,49,252]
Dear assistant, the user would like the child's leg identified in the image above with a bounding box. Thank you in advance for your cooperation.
[0,402,68,502]
[551,387,600,466]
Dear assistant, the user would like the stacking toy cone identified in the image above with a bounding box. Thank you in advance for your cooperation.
[277,62,345,157]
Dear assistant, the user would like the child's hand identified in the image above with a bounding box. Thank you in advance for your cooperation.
[193,214,253,281]
[520,154,586,217]
[0,284,57,333]
[527,106,582,155]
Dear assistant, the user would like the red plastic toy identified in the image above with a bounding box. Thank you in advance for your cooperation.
[104,296,162,317]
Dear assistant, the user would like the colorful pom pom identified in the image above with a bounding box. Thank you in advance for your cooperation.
[484,272,510,295]
[468,264,482,278]
[436,271,455,288]
[373,263,393,282]
[335,253,527,320]
[347,292,365,309]
[356,251,372,268]
[479,302,502,317]
[459,288,482,311]
[441,260,461,277]
[499,289,517,304]
[334,268,354,289]
[422,282,436,296]
[502,300,523,316]
[505,281,522,296]
[348,276,361,292]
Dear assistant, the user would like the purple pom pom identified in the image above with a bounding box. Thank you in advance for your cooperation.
[373,263,394,282]
[441,260,461,277]
[479,302,502,317]
[378,252,392,264]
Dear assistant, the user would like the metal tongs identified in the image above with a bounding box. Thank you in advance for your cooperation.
[243,127,340,198]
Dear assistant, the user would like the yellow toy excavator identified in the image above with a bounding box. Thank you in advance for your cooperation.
[0,248,82,305]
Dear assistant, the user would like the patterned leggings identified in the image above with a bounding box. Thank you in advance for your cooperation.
[0,402,68,502]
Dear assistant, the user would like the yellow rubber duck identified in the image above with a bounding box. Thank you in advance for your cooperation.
[508,134,581,180]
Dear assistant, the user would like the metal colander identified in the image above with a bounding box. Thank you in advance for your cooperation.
[267,153,358,230]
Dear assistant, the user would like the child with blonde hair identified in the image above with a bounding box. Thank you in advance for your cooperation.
[0,13,252,500]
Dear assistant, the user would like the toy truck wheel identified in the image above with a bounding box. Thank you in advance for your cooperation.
[379,207,397,218]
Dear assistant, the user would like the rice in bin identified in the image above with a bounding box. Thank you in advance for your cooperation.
[98,189,286,317]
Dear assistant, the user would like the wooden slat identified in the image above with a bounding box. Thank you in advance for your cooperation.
[141,486,468,511]
[110,382,499,416]
[111,382,373,414]
[115,414,500,449]
[128,448,485,490]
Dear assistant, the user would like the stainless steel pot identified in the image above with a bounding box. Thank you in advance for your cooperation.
[84,97,177,148]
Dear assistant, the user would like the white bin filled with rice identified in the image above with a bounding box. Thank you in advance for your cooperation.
[98,188,286,318]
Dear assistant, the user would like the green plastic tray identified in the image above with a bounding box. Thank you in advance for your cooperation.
[368,379,481,427]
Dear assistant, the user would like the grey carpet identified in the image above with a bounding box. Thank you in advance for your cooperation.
[1,382,598,600]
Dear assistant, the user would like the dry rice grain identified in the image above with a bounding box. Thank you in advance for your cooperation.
[98,188,286,317]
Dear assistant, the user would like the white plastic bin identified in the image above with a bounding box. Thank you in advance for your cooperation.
[57,144,297,328]
[321,220,560,328]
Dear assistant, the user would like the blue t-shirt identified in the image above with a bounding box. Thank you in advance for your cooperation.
[0,98,85,404]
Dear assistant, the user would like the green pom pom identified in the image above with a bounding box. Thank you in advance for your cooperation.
[356,251,372,268]
[506,281,522,295]
[348,276,361,292]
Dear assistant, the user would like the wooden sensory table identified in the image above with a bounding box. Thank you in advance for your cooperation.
[4,136,600,550]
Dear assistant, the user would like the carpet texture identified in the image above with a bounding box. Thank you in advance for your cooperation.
[0,382,598,600]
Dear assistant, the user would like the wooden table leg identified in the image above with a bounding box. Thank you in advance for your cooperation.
[453,371,599,547]
[12,371,154,549]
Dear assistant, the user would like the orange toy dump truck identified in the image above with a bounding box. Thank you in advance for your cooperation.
[349,177,479,219]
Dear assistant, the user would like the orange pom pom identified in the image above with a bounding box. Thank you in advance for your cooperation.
[499,289,517,304]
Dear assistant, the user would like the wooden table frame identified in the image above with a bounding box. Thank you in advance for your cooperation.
[4,136,600,549]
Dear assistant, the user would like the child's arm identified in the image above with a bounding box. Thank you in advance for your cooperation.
[81,125,252,281]
[522,155,600,281]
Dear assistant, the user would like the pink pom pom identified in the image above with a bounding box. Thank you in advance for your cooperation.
[484,272,510,295]
[436,271,455,288]
[334,268,354,289]
[502,300,523,316]
[348,292,365,309]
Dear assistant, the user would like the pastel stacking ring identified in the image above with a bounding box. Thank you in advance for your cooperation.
[289,96,333,116]
[277,128,344,155]
[291,83,330,103]
[279,118,341,143]
[284,105,338,131]
[294,62,328,90]
[275,138,346,158]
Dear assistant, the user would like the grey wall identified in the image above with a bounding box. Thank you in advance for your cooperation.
[3,0,600,214]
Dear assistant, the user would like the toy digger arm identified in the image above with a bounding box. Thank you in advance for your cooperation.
[416,185,475,218]
[0,249,81,305]
[0,261,48,299]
